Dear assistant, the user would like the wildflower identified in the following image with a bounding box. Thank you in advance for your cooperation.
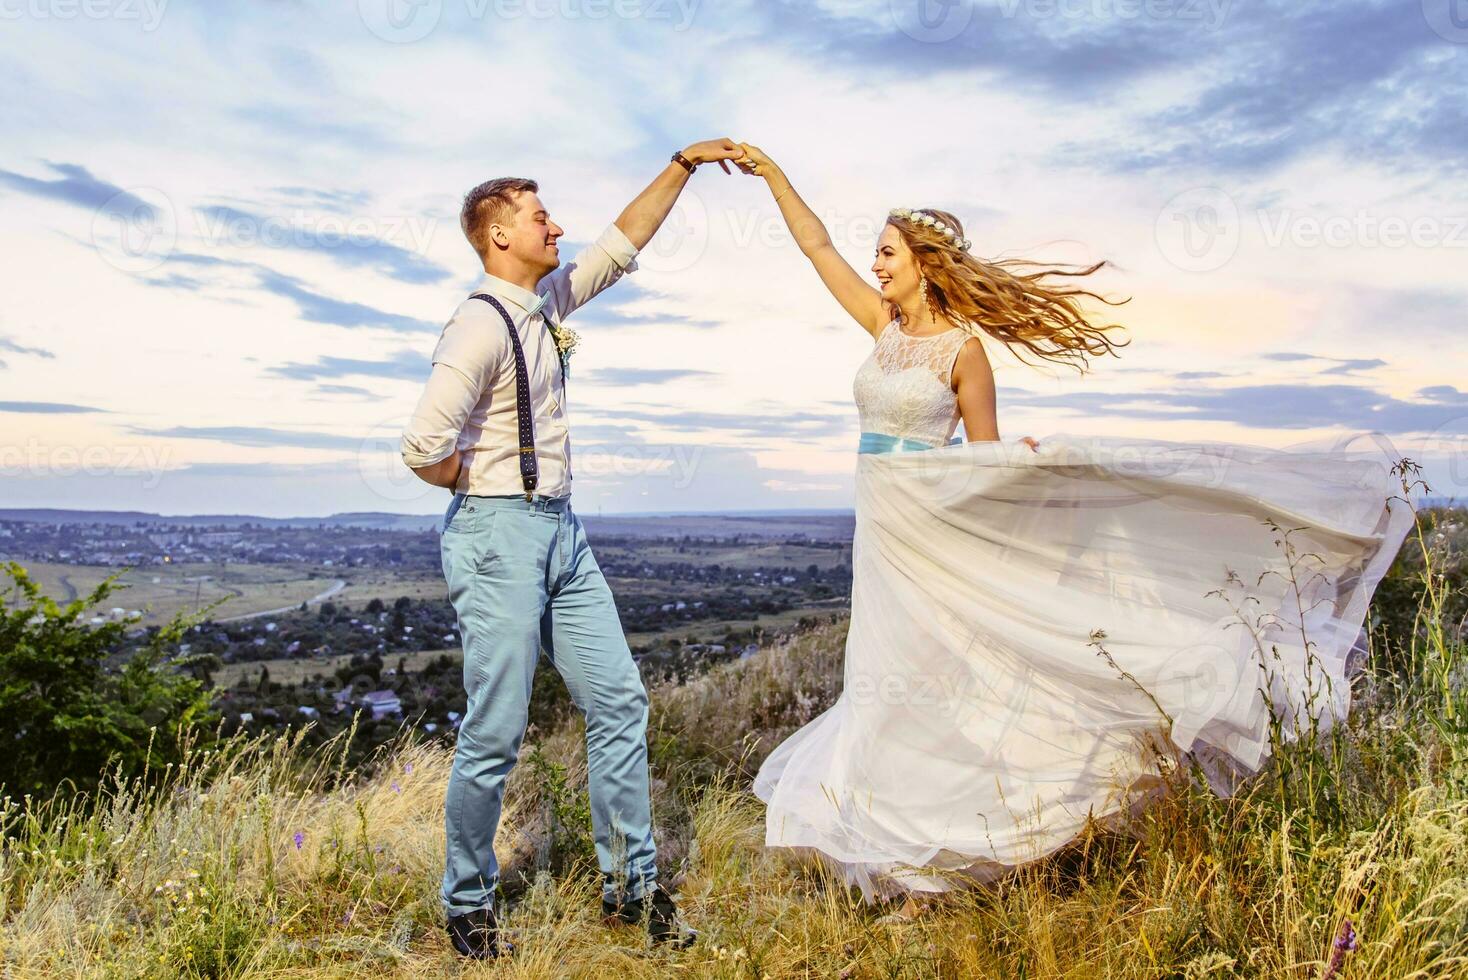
[404,763,414,774]
[293,831,304,850]
[1322,919,1358,980]
[391,781,401,793]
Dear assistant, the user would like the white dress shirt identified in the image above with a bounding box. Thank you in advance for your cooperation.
[400,222,639,498]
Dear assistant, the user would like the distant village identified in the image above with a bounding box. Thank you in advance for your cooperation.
[4,512,856,765]
[0,518,436,570]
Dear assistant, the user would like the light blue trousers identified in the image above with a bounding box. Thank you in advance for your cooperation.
[438,492,658,915]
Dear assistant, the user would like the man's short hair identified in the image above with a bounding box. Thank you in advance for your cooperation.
[460,177,538,259]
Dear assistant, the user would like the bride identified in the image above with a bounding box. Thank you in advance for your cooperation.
[732,143,1417,913]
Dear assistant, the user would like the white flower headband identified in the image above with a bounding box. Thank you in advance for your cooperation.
[889,207,971,250]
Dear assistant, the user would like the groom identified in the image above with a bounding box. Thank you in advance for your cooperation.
[400,138,742,959]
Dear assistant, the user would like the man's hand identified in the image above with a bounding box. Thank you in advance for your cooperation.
[682,138,745,174]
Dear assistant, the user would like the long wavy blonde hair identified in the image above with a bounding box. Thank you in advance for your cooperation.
[884,208,1129,373]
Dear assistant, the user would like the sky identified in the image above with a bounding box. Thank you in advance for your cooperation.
[1,0,1465,517]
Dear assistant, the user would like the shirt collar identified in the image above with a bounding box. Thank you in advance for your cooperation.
[473,272,547,319]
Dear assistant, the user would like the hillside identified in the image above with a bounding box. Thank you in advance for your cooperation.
[2,516,1466,977]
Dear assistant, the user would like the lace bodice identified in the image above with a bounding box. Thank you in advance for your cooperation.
[853,319,973,446]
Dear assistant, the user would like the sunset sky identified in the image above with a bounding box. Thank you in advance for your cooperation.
[2,0,1465,517]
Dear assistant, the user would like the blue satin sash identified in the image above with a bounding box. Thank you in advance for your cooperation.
[858,432,962,455]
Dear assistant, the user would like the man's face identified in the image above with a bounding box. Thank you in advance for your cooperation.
[496,191,565,275]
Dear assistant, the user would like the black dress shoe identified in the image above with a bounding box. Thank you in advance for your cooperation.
[601,881,698,948]
[446,906,513,959]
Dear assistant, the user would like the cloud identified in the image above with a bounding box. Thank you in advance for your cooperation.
[1319,358,1389,375]
[1261,351,1389,375]
[595,406,852,440]
[0,337,54,359]
[313,384,385,400]
[269,186,374,213]
[255,270,439,333]
[561,276,722,330]
[1338,284,1467,338]
[1067,2,1468,174]
[0,161,156,218]
[577,367,716,385]
[267,352,430,382]
[132,425,370,451]
[231,102,399,152]
[194,203,452,285]
[1003,380,1468,433]
[0,400,105,413]
[561,440,853,512]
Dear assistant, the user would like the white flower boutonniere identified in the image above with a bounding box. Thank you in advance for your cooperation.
[548,321,581,377]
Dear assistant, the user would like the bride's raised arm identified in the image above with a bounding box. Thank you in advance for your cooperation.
[736,143,888,339]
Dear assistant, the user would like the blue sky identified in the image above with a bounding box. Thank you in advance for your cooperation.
[1,0,1465,516]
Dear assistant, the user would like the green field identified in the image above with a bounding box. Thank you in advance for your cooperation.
[6,561,343,626]
[214,646,461,689]
[2,561,453,628]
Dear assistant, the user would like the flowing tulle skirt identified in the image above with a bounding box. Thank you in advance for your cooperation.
[752,432,1415,902]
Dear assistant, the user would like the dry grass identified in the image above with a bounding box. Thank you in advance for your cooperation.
[3,506,1467,977]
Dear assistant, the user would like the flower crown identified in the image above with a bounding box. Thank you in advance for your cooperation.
[889,208,971,250]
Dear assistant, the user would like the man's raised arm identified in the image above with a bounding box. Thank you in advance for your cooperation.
[539,138,744,320]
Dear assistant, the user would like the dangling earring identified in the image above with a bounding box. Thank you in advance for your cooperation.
[919,274,940,325]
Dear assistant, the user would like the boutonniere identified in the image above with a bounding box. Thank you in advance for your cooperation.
[547,321,580,377]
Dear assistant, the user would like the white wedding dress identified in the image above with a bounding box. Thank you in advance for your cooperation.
[751,319,1416,901]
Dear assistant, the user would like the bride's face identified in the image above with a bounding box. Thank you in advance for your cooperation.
[872,222,921,309]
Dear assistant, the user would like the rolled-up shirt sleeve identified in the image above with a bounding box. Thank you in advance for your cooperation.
[400,362,479,468]
[400,304,505,469]
[538,221,640,322]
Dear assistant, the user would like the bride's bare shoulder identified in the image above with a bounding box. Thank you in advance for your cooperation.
[951,333,994,387]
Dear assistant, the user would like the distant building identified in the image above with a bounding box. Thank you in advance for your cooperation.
[360,690,402,720]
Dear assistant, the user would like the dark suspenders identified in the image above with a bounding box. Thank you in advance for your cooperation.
[468,292,565,501]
